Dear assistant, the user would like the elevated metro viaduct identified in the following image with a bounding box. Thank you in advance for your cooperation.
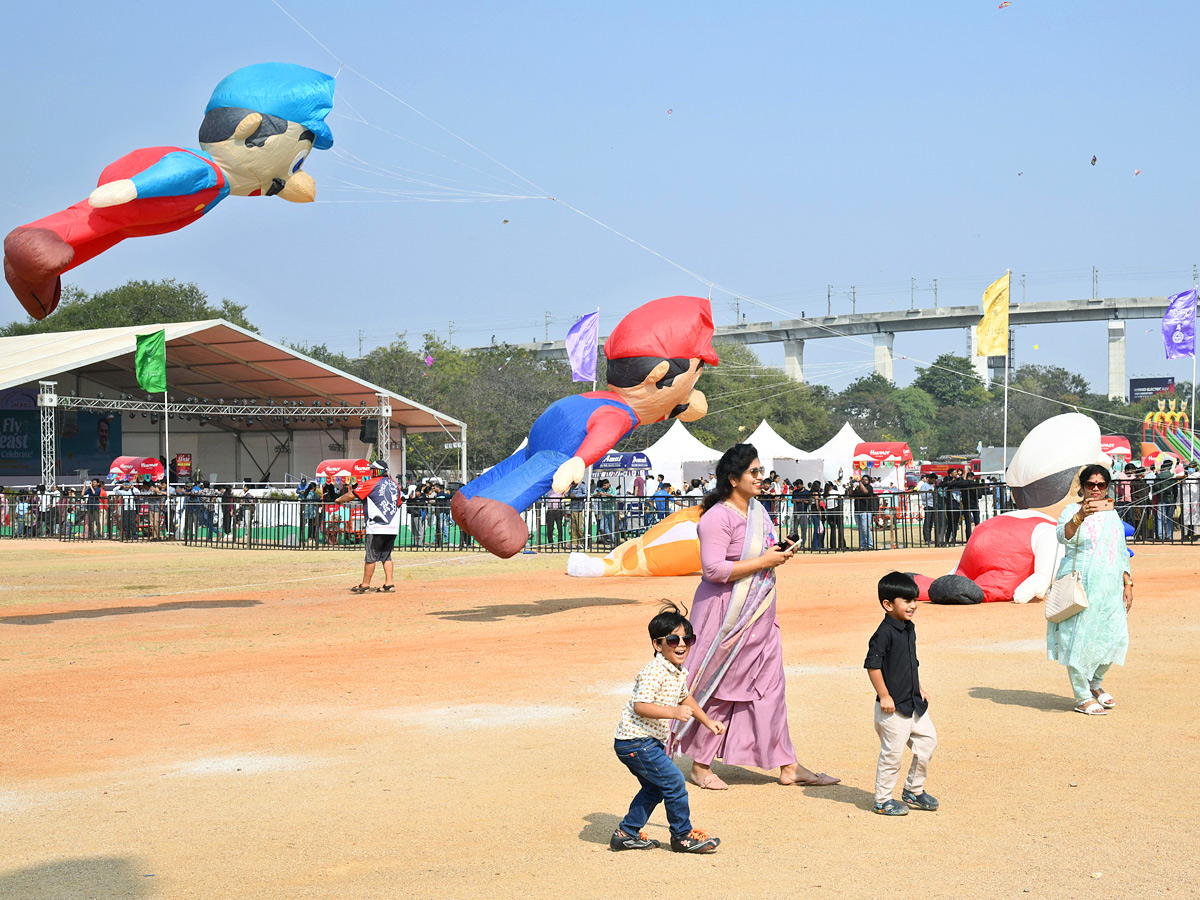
[512,296,1172,401]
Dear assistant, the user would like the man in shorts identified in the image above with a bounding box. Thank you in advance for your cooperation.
[337,460,400,593]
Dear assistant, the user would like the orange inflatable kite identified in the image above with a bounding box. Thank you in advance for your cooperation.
[567,506,702,578]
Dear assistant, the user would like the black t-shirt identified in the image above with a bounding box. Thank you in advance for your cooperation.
[864,615,927,717]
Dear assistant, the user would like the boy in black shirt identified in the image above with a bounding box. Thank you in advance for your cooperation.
[864,571,939,816]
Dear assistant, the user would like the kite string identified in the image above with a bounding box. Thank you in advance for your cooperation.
[266,0,1155,430]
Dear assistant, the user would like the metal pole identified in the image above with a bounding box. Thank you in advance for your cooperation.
[1193,275,1197,459]
[376,393,392,469]
[1002,270,1012,472]
[163,389,171,536]
[37,381,57,487]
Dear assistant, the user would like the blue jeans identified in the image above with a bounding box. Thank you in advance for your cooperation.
[613,737,692,839]
[1157,502,1173,540]
[856,512,873,548]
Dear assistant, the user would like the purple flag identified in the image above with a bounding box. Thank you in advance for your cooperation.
[565,311,600,382]
[1163,288,1197,360]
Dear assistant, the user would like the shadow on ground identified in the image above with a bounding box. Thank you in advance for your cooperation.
[431,596,637,623]
[580,812,624,845]
[0,856,153,900]
[0,599,260,625]
[969,686,1069,713]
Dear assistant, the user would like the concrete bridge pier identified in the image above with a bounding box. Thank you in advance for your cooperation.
[873,332,895,382]
[1108,320,1126,401]
[968,328,990,387]
[784,339,804,382]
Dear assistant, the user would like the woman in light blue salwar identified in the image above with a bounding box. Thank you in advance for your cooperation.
[1048,464,1133,716]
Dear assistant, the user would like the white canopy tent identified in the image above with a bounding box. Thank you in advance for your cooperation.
[809,421,866,482]
[744,420,824,485]
[639,420,722,490]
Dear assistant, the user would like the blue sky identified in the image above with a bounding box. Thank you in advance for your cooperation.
[3,1,1199,399]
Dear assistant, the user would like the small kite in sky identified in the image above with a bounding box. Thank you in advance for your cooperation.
[1091,155,1097,166]
[1018,171,1023,176]
[502,219,509,224]
[667,108,673,116]
[424,354,434,367]
[998,1,1011,7]
[1134,169,1141,176]
[1033,344,1039,350]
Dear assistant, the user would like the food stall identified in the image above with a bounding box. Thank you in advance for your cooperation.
[108,456,165,482]
[316,458,370,542]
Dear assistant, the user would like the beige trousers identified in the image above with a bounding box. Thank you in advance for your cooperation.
[874,703,937,805]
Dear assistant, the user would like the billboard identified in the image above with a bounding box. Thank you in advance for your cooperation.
[1130,376,1176,403]
[0,389,122,478]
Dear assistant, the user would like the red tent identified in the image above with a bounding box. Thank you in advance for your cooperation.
[316,458,371,483]
[1100,436,1132,458]
[852,442,914,468]
[108,456,163,481]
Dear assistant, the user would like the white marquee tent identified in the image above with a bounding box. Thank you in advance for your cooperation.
[745,420,824,485]
[809,421,866,482]
[639,420,722,489]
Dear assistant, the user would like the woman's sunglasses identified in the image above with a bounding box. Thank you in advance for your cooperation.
[1083,480,1109,491]
[746,467,766,477]
[657,633,697,648]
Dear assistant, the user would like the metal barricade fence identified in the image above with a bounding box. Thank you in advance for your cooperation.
[3,481,1198,550]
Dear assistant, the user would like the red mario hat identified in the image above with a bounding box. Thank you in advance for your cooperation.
[604,296,719,365]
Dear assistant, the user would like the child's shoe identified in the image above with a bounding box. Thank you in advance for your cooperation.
[670,829,721,853]
[609,828,660,851]
[873,799,909,816]
[902,789,939,811]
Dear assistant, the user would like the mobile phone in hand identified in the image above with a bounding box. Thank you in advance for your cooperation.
[1093,498,1115,512]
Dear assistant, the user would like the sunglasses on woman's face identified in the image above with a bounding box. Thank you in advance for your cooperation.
[746,467,766,477]
[657,633,697,648]
[1084,480,1109,490]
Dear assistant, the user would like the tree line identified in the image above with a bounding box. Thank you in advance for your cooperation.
[3,279,1179,473]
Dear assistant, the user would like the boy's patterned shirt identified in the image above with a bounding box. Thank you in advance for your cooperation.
[614,653,690,742]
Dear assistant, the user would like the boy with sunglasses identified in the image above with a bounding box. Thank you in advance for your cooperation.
[611,602,724,853]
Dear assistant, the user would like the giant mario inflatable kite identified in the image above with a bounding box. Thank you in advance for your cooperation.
[917,413,1110,604]
[4,63,335,320]
[452,295,718,558]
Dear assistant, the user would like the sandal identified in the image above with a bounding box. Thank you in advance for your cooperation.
[687,771,729,790]
[380,584,396,593]
[349,584,375,594]
[1074,699,1107,716]
[1091,688,1115,709]
[794,772,841,786]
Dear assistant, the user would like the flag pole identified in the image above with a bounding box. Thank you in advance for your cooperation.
[584,307,599,552]
[1002,270,1011,472]
[1192,277,1197,459]
[163,389,171,536]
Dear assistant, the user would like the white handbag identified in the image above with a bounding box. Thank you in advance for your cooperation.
[1046,522,1088,623]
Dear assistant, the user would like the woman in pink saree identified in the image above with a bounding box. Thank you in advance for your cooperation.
[671,443,840,790]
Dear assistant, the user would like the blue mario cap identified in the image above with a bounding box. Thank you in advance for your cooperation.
[206,62,336,150]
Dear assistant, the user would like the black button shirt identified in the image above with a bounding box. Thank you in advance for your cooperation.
[864,615,927,718]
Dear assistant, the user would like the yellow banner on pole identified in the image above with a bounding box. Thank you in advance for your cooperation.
[976,271,1010,356]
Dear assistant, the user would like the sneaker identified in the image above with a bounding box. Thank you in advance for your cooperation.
[902,789,939,811]
[609,829,659,851]
[670,829,720,853]
[873,799,909,816]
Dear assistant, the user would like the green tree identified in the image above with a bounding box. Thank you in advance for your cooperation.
[0,279,256,335]
[912,353,989,407]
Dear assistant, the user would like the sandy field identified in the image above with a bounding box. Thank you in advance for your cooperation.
[0,540,1196,899]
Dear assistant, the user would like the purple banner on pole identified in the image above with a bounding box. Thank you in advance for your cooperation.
[1162,288,1197,360]
[565,311,600,382]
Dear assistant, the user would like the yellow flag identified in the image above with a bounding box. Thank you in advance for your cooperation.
[976,272,1010,356]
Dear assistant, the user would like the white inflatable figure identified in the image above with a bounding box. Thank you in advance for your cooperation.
[925,413,1109,604]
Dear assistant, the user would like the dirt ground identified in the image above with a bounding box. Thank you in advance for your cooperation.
[0,540,1196,899]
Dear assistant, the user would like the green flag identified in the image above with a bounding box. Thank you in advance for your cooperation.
[135,330,167,393]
